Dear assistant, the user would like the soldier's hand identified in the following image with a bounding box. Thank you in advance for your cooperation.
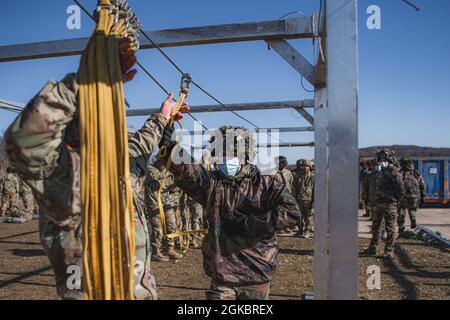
[159,93,189,121]
[119,38,137,83]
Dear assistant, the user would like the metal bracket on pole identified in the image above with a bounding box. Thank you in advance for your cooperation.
[266,39,315,85]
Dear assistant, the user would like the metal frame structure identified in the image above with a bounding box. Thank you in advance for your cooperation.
[0,0,359,300]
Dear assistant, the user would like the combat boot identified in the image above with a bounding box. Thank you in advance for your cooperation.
[167,248,183,260]
[383,252,395,260]
[152,251,170,262]
[410,220,417,229]
[361,247,377,256]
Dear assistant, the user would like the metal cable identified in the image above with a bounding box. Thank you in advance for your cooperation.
[138,28,287,143]
[75,0,287,144]
[73,0,208,131]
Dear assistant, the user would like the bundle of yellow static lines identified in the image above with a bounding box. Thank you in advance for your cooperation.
[78,0,140,300]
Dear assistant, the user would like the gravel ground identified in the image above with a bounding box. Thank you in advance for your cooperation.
[0,220,449,300]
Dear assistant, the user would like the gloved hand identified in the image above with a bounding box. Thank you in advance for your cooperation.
[420,194,425,207]
[223,209,275,239]
[159,124,175,151]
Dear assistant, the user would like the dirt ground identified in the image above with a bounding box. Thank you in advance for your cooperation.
[0,220,449,300]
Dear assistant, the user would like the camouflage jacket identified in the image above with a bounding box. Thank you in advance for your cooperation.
[363,171,377,206]
[401,169,426,199]
[169,156,300,286]
[4,73,167,299]
[0,173,20,194]
[293,171,314,202]
[375,166,405,204]
[273,168,294,193]
[145,164,181,215]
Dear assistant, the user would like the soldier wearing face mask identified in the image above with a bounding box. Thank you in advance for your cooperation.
[158,125,300,300]
[363,149,404,259]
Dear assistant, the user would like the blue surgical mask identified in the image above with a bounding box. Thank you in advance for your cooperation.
[217,157,241,177]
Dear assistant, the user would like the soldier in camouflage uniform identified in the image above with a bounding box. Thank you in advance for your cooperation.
[184,194,205,248]
[363,159,377,219]
[0,167,21,218]
[17,179,35,221]
[363,149,405,259]
[145,160,183,261]
[159,125,301,300]
[273,156,295,234]
[398,156,426,236]
[293,160,315,238]
[360,160,370,211]
[273,156,294,193]
[4,38,188,299]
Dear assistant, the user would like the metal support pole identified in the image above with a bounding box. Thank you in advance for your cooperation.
[313,87,329,299]
[326,0,359,300]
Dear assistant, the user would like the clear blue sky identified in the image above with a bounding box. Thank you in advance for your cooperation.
[0,0,449,164]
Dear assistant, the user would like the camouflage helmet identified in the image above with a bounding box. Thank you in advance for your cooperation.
[276,156,288,168]
[302,160,313,168]
[399,156,414,170]
[376,148,396,164]
[296,159,305,167]
[209,126,256,163]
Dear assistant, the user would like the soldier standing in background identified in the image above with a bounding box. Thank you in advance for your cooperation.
[360,160,370,211]
[363,149,405,259]
[274,156,295,235]
[398,156,426,237]
[18,180,35,221]
[0,167,21,218]
[145,159,183,261]
[293,160,315,239]
[185,195,204,248]
[273,156,294,193]
[363,159,377,218]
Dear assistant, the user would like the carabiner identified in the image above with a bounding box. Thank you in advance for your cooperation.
[180,73,192,94]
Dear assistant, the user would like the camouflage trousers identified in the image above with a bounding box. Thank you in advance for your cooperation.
[150,207,178,253]
[369,203,398,254]
[189,201,204,231]
[398,197,419,234]
[39,203,157,300]
[298,200,313,233]
[0,193,20,217]
[365,202,376,218]
[206,280,271,300]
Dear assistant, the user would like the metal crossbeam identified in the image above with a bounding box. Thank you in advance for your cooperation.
[0,17,314,62]
[191,142,314,149]
[126,100,314,117]
[266,39,315,85]
[182,126,314,135]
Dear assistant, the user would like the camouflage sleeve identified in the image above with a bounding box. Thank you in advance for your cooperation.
[287,171,294,193]
[266,177,301,232]
[128,112,168,184]
[168,146,214,207]
[363,175,369,203]
[420,176,426,196]
[394,171,405,201]
[144,171,162,214]
[4,73,79,180]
